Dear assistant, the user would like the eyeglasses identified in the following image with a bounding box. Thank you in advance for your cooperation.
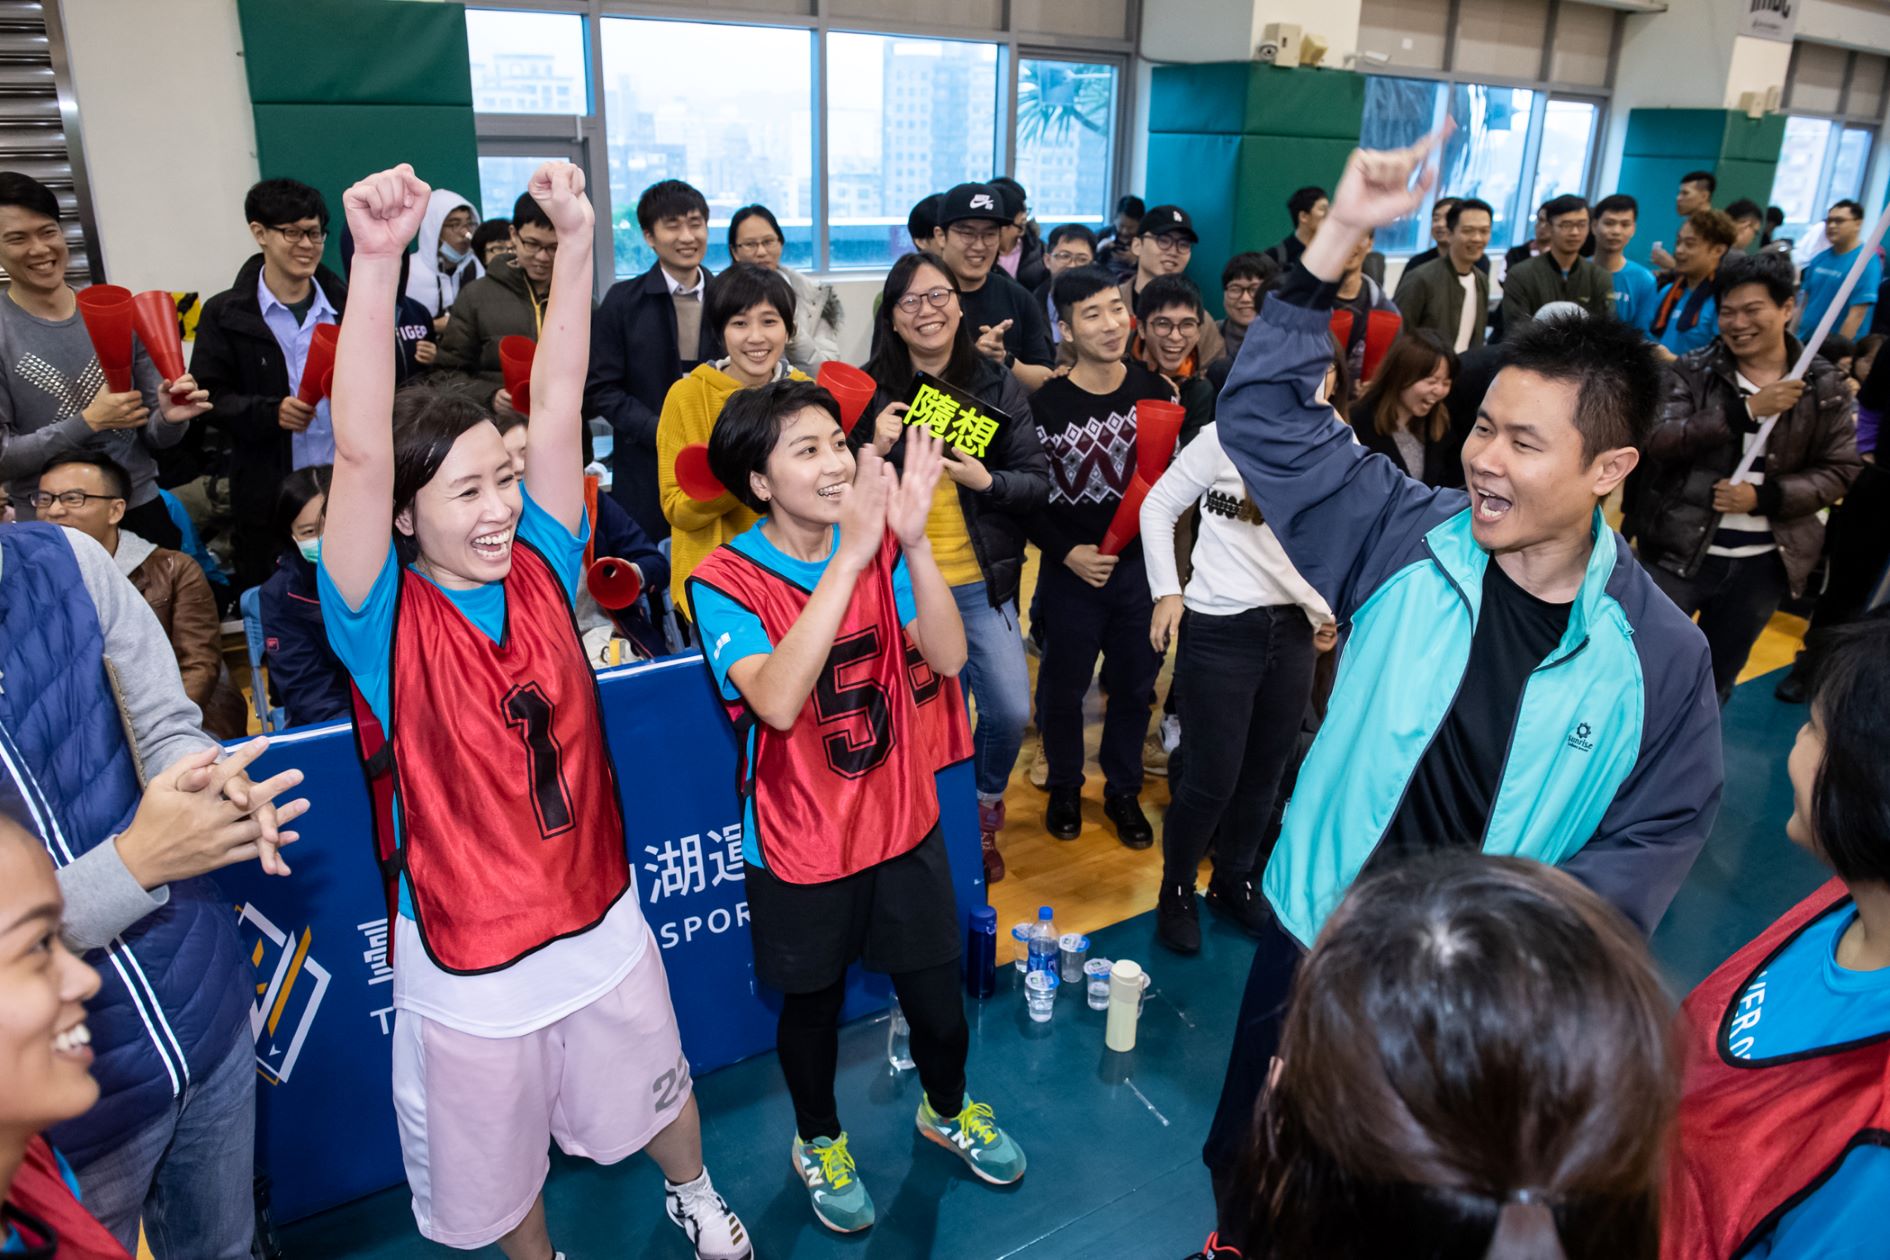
[1224,282,1262,300]
[733,235,782,254]
[1147,317,1201,336]
[1049,250,1092,266]
[268,225,328,246]
[895,287,956,314]
[1147,234,1193,254]
[514,236,559,258]
[1827,215,1860,226]
[29,489,121,510]
[947,224,1002,246]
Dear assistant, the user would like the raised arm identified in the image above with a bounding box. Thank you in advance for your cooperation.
[324,165,431,609]
[522,161,594,534]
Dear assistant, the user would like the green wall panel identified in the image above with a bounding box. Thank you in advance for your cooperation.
[237,0,473,107]
[1616,109,1784,266]
[1151,63,1368,141]
[1149,63,1254,135]
[1147,132,1243,310]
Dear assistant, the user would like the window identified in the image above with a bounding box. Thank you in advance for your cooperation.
[1359,76,1446,255]
[1769,117,1876,265]
[465,9,589,116]
[478,156,557,222]
[1013,58,1119,228]
[599,18,815,278]
[1529,99,1599,210]
[826,33,1001,268]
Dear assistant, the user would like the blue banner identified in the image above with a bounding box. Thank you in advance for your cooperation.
[214,652,983,1224]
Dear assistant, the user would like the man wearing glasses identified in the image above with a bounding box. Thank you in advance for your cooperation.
[1035,223,1098,345]
[435,189,561,403]
[1798,199,1881,342]
[1062,205,1225,370]
[192,178,349,590]
[929,183,1057,392]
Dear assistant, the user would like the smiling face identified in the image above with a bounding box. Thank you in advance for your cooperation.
[1430,203,1452,246]
[1399,356,1452,421]
[1672,222,1728,284]
[721,301,789,388]
[0,206,66,299]
[511,222,557,287]
[35,461,123,550]
[1223,276,1262,329]
[0,824,102,1139]
[1448,209,1492,271]
[398,421,522,589]
[1594,209,1636,256]
[1461,368,1631,554]
[250,215,324,285]
[890,261,962,360]
[1133,231,1193,280]
[1060,285,1132,364]
[1717,281,1791,365]
[934,220,1003,287]
[645,209,707,278]
[1143,301,1202,375]
[752,405,856,528]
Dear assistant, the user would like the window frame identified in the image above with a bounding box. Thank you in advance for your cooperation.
[460,0,1136,282]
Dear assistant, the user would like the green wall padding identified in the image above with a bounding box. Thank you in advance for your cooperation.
[1147,64,1364,316]
[236,0,479,272]
[1615,109,1784,266]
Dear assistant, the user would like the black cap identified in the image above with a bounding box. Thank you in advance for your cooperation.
[1138,205,1197,243]
[938,182,1010,227]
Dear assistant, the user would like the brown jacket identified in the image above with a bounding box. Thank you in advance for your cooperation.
[116,533,248,739]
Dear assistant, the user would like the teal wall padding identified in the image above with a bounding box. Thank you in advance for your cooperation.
[1616,109,1785,264]
[236,0,479,271]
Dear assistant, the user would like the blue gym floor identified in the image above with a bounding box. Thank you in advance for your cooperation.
[280,672,1820,1259]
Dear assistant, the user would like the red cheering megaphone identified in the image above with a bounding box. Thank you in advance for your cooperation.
[500,335,535,418]
[76,284,135,393]
[818,360,877,431]
[1330,308,1404,384]
[298,324,339,405]
[674,442,726,503]
[587,555,643,610]
[130,290,192,403]
[1100,398,1188,557]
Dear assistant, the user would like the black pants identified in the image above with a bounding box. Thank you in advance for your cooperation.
[1163,606,1316,888]
[1034,549,1161,795]
[1647,550,1789,702]
[776,960,968,1141]
[121,496,183,551]
[1203,909,1306,1249]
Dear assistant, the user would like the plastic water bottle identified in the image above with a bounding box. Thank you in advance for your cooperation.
[887,998,914,1070]
[1027,906,1058,977]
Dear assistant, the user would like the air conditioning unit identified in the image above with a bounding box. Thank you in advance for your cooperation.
[1257,22,1303,68]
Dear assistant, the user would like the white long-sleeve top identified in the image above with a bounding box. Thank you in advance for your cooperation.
[1141,422,1332,627]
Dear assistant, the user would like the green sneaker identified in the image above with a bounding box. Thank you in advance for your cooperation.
[791,1133,875,1233]
[916,1095,1027,1185]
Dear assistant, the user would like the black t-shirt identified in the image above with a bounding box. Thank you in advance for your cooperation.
[957,270,1056,369]
[1371,558,1572,864]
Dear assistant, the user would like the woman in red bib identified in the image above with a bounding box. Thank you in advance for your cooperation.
[1665,616,1890,1260]
[318,164,748,1260]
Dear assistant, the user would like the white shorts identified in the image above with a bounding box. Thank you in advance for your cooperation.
[391,929,693,1249]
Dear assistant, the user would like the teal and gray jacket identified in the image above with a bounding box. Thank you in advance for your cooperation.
[1218,264,1724,948]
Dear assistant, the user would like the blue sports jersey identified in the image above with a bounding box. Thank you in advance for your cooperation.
[1799,245,1882,337]
[1746,1144,1890,1260]
[1609,258,1658,334]
[1728,904,1890,1060]
[690,520,915,868]
[317,482,588,916]
[1654,280,1719,357]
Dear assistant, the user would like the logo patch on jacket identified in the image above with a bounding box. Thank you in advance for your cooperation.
[1566,720,1594,753]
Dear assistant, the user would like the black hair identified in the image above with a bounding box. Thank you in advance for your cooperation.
[705,262,796,339]
[1765,205,1786,229]
[273,465,333,542]
[245,178,329,229]
[471,219,511,258]
[1594,193,1638,220]
[1287,186,1327,224]
[636,179,709,234]
[1115,194,1145,218]
[728,204,784,252]
[1818,333,1856,366]
[1543,194,1589,221]
[908,194,942,246]
[707,379,843,514]
[1724,197,1763,224]
[988,176,1027,220]
[1052,264,1123,326]
[1681,170,1717,193]
[1831,198,1867,221]
[1432,196,1460,215]
[42,451,129,500]
[1806,615,1890,886]
[1716,250,1797,308]
[1047,223,1098,254]
[862,253,979,409]
[390,387,503,565]
[0,172,59,223]
[1223,250,1278,289]
[511,191,552,234]
[1447,198,1494,231]
[1137,273,1204,321]
[1500,314,1662,460]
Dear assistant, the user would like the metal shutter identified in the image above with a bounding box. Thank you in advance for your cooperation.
[0,0,102,285]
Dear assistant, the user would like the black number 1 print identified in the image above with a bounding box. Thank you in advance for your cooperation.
[502,682,576,838]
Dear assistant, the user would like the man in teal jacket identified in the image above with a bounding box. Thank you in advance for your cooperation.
[1202,133,1724,1240]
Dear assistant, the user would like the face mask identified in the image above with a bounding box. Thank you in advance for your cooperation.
[440,242,469,266]
[296,536,321,564]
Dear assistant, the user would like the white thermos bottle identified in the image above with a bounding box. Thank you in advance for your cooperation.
[1105,958,1144,1052]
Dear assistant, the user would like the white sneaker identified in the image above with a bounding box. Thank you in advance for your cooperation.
[665,1169,753,1260]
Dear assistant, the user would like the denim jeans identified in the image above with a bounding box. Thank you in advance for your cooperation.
[1162,605,1317,887]
[950,581,1032,801]
[74,1028,256,1259]
[1647,550,1789,703]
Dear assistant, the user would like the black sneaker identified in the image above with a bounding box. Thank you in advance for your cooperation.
[1156,882,1200,954]
[1045,788,1083,840]
[1103,793,1154,849]
[1204,876,1268,937]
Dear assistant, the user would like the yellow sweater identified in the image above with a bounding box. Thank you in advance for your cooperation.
[657,362,808,609]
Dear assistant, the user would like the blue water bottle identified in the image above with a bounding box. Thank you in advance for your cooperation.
[967,906,997,999]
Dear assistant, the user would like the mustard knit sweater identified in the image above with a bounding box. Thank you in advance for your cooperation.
[657,361,808,609]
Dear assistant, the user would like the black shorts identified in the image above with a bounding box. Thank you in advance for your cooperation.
[744,823,962,994]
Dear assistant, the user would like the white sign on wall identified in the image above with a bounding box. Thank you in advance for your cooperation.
[1740,0,1798,43]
